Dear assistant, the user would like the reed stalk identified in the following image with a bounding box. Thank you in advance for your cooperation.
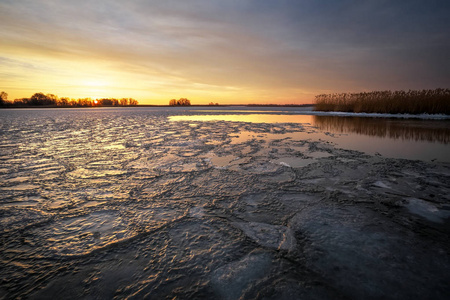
[314,89,450,114]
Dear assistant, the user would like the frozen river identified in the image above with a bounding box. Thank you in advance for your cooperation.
[1,107,449,299]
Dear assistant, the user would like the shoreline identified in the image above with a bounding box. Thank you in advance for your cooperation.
[0,104,315,109]
[2,105,449,119]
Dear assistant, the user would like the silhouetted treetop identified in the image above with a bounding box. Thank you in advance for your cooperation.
[29,92,56,106]
[0,91,7,106]
[169,98,191,106]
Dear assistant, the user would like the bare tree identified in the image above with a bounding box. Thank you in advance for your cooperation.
[120,98,129,106]
[178,98,191,106]
[169,98,191,106]
[0,91,8,106]
[58,97,69,106]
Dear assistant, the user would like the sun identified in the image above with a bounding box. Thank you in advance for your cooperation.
[93,99,99,105]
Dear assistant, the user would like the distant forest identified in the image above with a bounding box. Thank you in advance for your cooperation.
[0,92,138,107]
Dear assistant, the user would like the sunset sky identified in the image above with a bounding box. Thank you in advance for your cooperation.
[1,0,449,105]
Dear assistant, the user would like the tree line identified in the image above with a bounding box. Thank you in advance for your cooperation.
[0,92,138,107]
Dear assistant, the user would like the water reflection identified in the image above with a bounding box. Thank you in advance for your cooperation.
[169,114,314,124]
[170,113,450,161]
[313,116,450,144]
[171,114,450,144]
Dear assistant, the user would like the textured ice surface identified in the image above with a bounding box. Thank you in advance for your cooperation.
[37,210,135,256]
[0,107,449,299]
[233,222,297,251]
[211,251,273,300]
[290,203,450,299]
[405,197,450,223]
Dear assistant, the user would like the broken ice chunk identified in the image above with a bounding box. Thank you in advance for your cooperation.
[233,222,297,251]
[405,197,450,223]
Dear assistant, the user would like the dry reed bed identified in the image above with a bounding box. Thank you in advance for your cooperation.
[314,89,450,114]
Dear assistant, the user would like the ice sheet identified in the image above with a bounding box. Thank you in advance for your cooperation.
[0,107,449,299]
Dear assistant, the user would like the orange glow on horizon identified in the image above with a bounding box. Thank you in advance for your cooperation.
[0,44,316,105]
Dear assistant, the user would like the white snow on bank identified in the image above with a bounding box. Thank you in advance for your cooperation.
[304,111,450,119]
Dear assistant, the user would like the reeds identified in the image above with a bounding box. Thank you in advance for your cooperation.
[314,89,450,114]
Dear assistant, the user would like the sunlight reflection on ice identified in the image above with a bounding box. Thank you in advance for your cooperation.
[169,114,314,124]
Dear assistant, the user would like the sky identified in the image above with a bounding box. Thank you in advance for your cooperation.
[1,0,449,105]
